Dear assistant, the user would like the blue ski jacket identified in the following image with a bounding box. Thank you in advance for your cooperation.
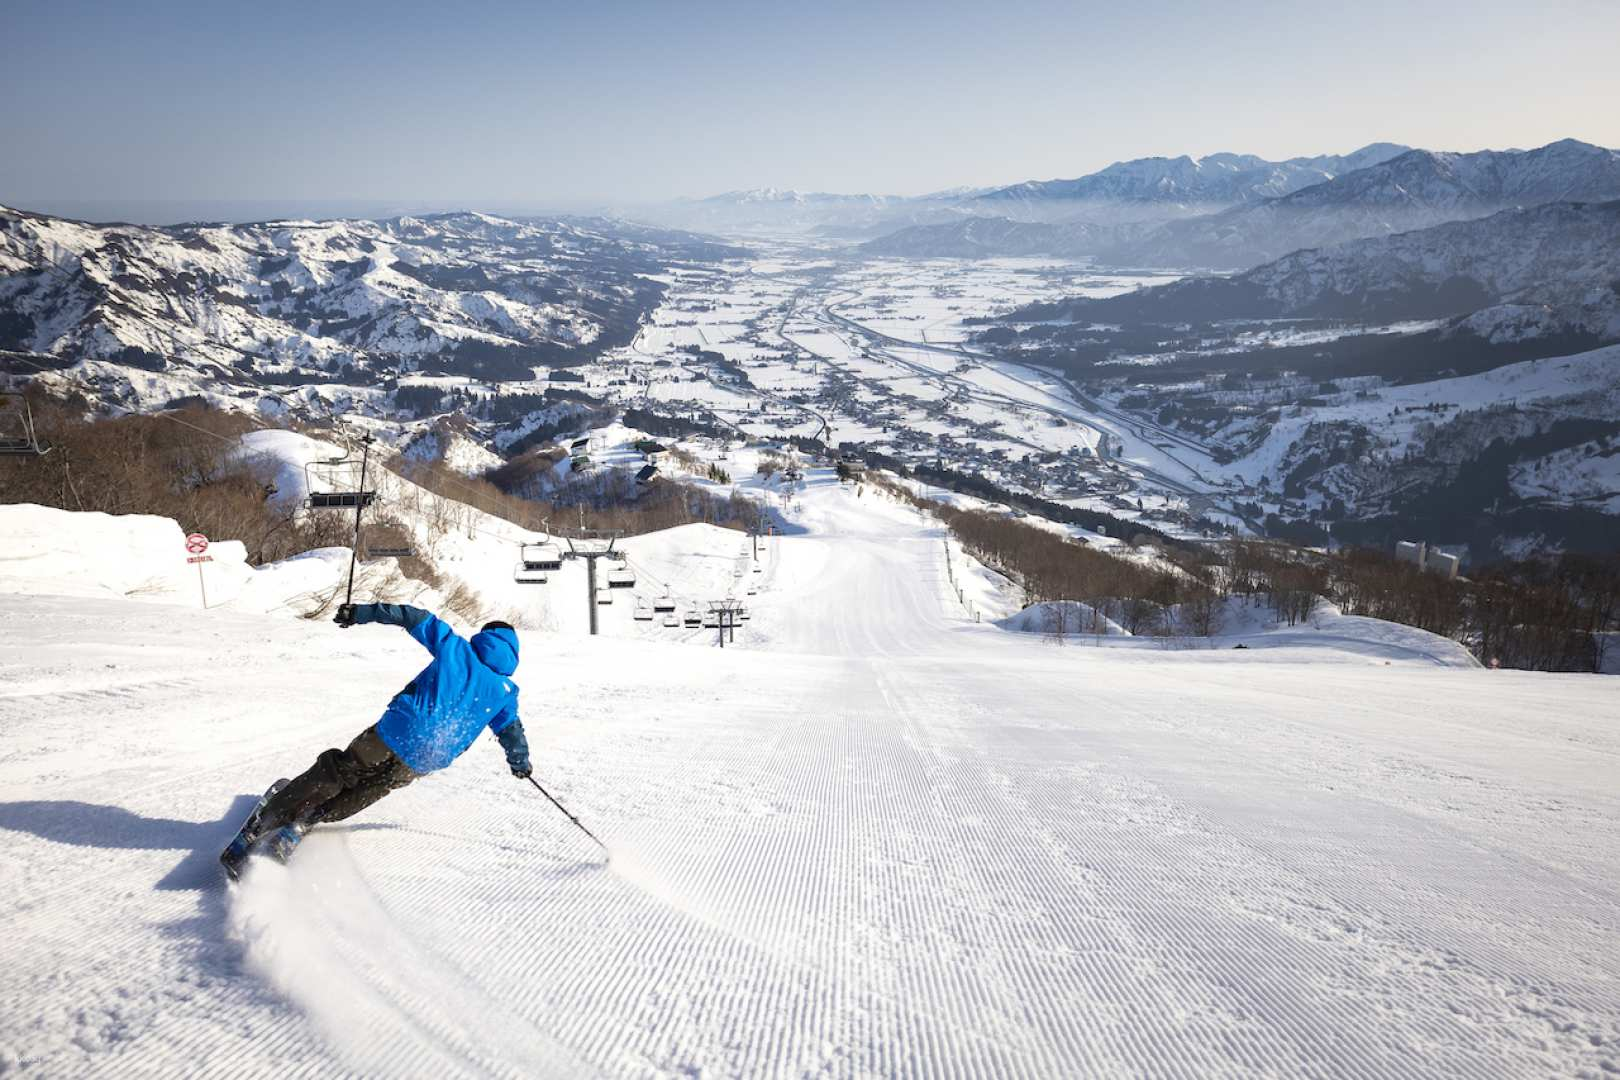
[349,604,528,775]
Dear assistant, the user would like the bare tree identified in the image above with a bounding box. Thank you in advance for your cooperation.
[1044,601,1071,646]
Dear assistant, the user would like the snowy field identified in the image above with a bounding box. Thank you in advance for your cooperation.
[3,467,1619,1078]
[572,251,1227,529]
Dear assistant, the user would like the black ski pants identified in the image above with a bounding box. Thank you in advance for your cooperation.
[260,724,418,832]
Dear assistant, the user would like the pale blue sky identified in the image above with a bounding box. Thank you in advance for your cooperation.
[4,0,1616,221]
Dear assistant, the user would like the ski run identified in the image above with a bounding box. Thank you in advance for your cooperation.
[2,437,1618,1079]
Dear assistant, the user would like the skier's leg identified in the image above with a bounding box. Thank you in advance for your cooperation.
[256,725,380,833]
[306,727,418,824]
[315,756,417,823]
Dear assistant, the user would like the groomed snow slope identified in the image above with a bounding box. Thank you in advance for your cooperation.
[2,472,1618,1078]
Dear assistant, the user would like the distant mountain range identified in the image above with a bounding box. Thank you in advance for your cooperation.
[970,144,1410,209]
[854,139,1620,268]
[0,207,740,405]
[1005,198,1620,341]
[1118,138,1620,268]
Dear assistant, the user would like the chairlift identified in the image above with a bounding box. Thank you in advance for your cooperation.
[652,593,676,613]
[305,447,377,511]
[703,613,720,629]
[596,589,614,606]
[0,393,50,456]
[520,542,563,572]
[606,567,636,589]
[633,603,653,622]
[746,587,757,595]
[683,612,702,628]
[662,614,680,628]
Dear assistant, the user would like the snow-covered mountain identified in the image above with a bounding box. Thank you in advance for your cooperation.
[973,143,1409,210]
[1030,199,1620,335]
[1117,139,1620,267]
[862,140,1620,266]
[0,206,740,397]
[674,146,1413,242]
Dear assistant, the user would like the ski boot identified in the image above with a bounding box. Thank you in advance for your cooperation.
[220,778,290,881]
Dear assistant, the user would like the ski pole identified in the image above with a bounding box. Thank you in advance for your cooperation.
[343,435,372,608]
[526,775,609,860]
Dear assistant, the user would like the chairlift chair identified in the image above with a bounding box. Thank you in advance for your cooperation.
[305,448,377,511]
[703,613,720,629]
[596,590,614,606]
[683,612,702,628]
[606,566,636,589]
[633,603,653,622]
[0,393,50,456]
[520,542,563,572]
[652,593,676,613]
[662,614,680,628]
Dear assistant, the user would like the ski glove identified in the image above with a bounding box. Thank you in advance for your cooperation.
[334,603,358,628]
[496,718,531,778]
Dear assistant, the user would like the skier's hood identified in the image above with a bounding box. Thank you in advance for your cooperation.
[470,626,519,676]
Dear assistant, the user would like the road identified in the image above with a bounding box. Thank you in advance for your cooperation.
[3,474,1617,1077]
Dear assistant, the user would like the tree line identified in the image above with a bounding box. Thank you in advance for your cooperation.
[864,470,1619,671]
[1,393,766,571]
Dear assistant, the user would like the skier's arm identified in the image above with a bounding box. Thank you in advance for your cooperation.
[350,603,458,655]
[491,705,531,778]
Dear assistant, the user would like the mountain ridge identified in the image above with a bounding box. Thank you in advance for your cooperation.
[972,143,1411,207]
[860,140,1620,267]
[0,206,741,399]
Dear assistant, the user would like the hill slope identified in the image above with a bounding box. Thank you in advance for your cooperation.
[3,468,1617,1077]
[0,206,738,393]
[1116,139,1620,267]
[1012,199,1620,333]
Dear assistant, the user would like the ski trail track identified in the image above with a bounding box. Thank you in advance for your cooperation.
[3,476,1618,1077]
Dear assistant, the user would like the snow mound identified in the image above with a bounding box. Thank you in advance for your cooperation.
[238,428,346,505]
[997,600,1129,636]
[0,503,355,615]
[1212,596,1482,668]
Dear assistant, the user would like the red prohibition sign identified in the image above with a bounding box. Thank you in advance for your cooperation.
[185,533,209,555]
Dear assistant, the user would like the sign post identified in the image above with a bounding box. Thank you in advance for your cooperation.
[185,533,212,608]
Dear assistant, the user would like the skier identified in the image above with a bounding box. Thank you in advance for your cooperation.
[221,602,531,877]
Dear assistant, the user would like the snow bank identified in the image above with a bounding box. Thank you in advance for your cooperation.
[238,428,345,505]
[0,504,246,605]
[1202,596,1480,668]
[997,600,1129,636]
[989,593,1481,668]
[0,503,352,615]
